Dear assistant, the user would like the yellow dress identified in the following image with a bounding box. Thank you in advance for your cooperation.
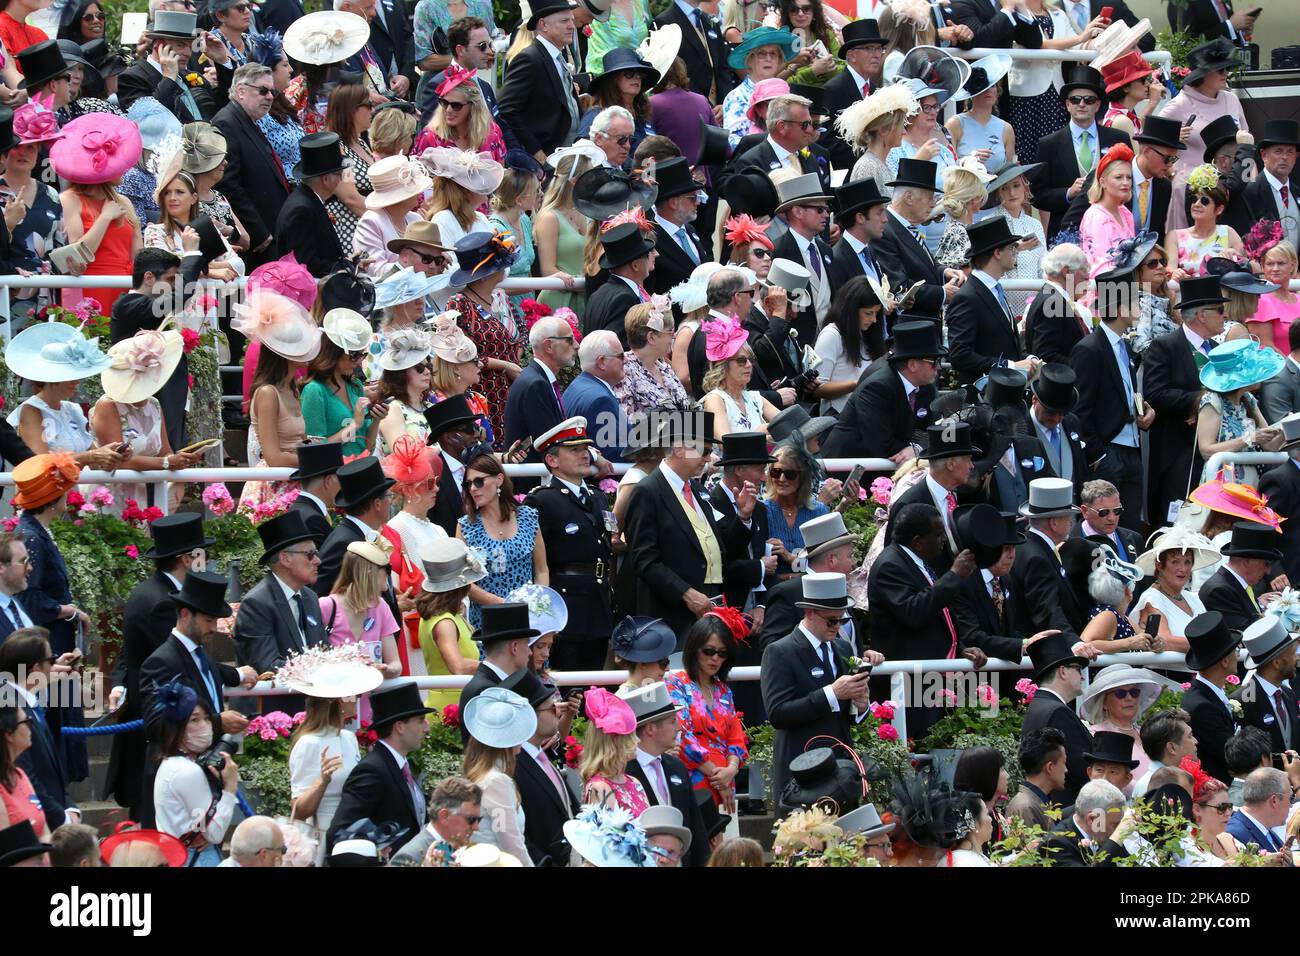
[420,611,478,710]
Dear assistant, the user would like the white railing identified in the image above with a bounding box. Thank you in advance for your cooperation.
[951,48,1172,69]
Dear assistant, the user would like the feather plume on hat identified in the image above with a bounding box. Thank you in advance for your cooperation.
[835,83,920,152]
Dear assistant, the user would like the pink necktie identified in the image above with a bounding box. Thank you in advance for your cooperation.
[918,561,960,659]
[552,380,565,414]
[946,491,957,516]
[537,750,568,805]
[651,757,670,804]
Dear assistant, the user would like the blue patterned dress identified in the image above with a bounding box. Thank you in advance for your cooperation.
[258,112,304,184]
[459,505,540,629]
[763,497,829,576]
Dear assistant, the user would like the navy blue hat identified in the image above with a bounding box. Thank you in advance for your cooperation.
[611,616,677,663]
[148,677,199,726]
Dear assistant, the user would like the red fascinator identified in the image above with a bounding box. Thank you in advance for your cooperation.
[706,605,752,645]
[601,205,653,234]
[436,63,476,97]
[724,214,773,251]
[382,434,443,488]
[1179,756,1218,803]
[1096,142,1135,182]
[584,687,636,735]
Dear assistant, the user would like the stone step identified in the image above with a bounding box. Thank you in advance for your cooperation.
[79,800,131,833]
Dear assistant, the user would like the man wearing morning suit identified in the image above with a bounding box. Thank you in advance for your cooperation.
[513,669,579,866]
[731,95,833,196]
[1198,522,1280,635]
[647,158,712,297]
[497,1,582,161]
[883,421,982,574]
[1024,262,1092,365]
[770,173,834,345]
[1182,611,1244,785]
[1234,617,1300,755]
[952,506,1043,664]
[1259,446,1300,585]
[368,0,416,97]
[820,20,885,172]
[949,0,1045,50]
[655,0,733,104]
[758,513,861,656]
[1020,632,1094,804]
[313,457,398,606]
[1011,478,1086,644]
[503,316,578,466]
[457,603,538,739]
[117,12,234,122]
[945,217,1032,384]
[827,178,890,299]
[287,442,343,544]
[581,222,655,345]
[707,433,776,615]
[526,418,615,672]
[760,573,870,808]
[871,159,953,319]
[275,133,348,274]
[1240,120,1300,252]
[425,397,479,536]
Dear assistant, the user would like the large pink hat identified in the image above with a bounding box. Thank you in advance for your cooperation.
[247,252,318,312]
[747,77,790,125]
[1188,473,1283,530]
[50,112,142,185]
[584,687,636,735]
[702,312,749,363]
[12,93,63,146]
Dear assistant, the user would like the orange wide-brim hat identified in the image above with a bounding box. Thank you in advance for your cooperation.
[11,453,81,511]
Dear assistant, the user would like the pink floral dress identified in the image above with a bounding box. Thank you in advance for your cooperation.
[665,670,748,805]
[1079,203,1135,279]
[584,772,650,817]
[413,123,507,167]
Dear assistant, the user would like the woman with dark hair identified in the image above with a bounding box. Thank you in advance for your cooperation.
[456,453,548,629]
[665,611,749,814]
[211,0,254,67]
[301,310,376,456]
[1166,164,1244,281]
[778,0,841,86]
[150,680,238,867]
[812,276,885,415]
[324,82,376,254]
[249,30,304,184]
[952,745,1009,846]
[375,329,434,455]
[577,50,657,153]
[649,57,714,161]
[55,0,104,45]
[763,441,831,576]
[0,701,53,847]
[892,770,994,867]
[940,790,996,866]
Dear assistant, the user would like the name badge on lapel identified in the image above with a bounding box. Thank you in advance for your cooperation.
[1264,713,1276,724]
[811,666,825,679]
[306,616,319,628]
[564,522,580,535]
[769,160,781,171]
[669,774,683,786]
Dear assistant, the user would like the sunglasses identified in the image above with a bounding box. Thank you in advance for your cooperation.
[1198,801,1234,814]
[750,247,772,259]
[920,103,941,113]
[229,2,251,10]
[467,476,494,490]
[82,10,105,19]
[598,132,633,146]
[247,85,275,97]
[547,334,575,343]
[1090,506,1124,517]
[792,3,814,10]
[820,615,851,626]
[418,252,450,267]
[785,119,818,131]
[439,98,469,111]
[770,467,800,481]
[1142,257,1168,269]
[455,811,484,825]
[282,548,321,560]
[1066,95,1100,105]
[1109,687,1142,699]
[700,646,729,659]
[346,349,367,360]
[472,40,492,51]
[454,423,479,436]
[1150,150,1178,165]
[1191,195,1216,206]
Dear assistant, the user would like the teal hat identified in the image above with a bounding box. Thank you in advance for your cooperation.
[1199,339,1285,394]
[727,26,800,70]
[4,320,112,383]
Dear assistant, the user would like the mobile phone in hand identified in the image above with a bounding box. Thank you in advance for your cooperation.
[1144,612,1161,638]
[844,463,866,496]
[1100,5,1113,19]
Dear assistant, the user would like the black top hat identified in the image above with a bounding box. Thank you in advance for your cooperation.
[186,214,228,265]
[290,441,344,482]
[965,217,1021,260]
[572,165,658,221]
[1185,37,1238,85]
[0,819,51,868]
[887,157,940,191]
[256,510,317,564]
[481,602,541,643]
[369,680,436,728]
[80,38,126,79]
[0,106,16,154]
[767,403,836,445]
[717,430,776,467]
[1030,362,1079,413]
[424,393,479,439]
[840,17,885,52]
[788,83,826,117]
[1175,275,1228,311]
[923,420,981,460]
[693,117,731,168]
[654,156,699,201]
[1184,610,1242,671]
[983,366,1027,411]
[17,41,71,90]
[1258,119,1300,151]
[779,747,864,814]
[1202,256,1278,295]
[1027,631,1088,682]
[171,568,233,618]
[888,319,946,361]
[955,503,1009,569]
[598,221,657,270]
[144,512,216,560]
[595,47,660,87]
[1221,520,1283,560]
[1200,115,1241,163]
[656,409,719,450]
[294,131,346,180]
[998,511,1026,547]
[527,0,577,30]
[833,177,888,225]
[1134,115,1186,153]
[333,456,396,511]
[502,667,554,709]
[724,167,781,219]
[1059,65,1105,101]
[320,266,376,315]
[1084,730,1140,769]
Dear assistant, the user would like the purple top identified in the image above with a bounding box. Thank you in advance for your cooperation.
[651,88,716,178]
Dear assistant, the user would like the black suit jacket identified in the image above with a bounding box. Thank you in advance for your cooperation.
[820,67,873,172]
[255,0,304,36]
[1239,175,1300,233]
[654,3,733,104]
[867,544,966,662]
[276,184,346,275]
[8,691,75,833]
[1021,688,1093,803]
[582,274,641,346]
[503,361,565,466]
[623,467,746,639]
[946,275,1023,383]
[1143,328,1203,526]
[647,221,709,297]
[1260,462,1300,583]
[882,478,956,573]
[290,494,333,545]
[827,234,887,297]
[760,628,854,804]
[771,228,832,347]
[312,517,367,600]
[821,360,933,460]
[1198,567,1262,634]
[757,576,804,652]
[140,635,240,742]
[327,743,422,854]
[732,138,832,194]
[457,662,505,742]
[211,101,292,252]
[1060,170,1171,243]
[1043,814,1131,866]
[626,752,711,866]
[950,0,1045,48]
[871,214,944,317]
[526,481,614,643]
[953,572,1028,662]
[981,433,1054,514]
[1024,284,1089,365]
[1010,531,1083,642]
[429,458,464,537]
[1030,124,1132,239]
[1233,673,1300,754]
[1169,0,1238,42]
[515,748,579,865]
[1068,325,1137,456]
[1183,678,1240,785]
[743,303,800,392]
[369,0,416,90]
[707,482,769,612]
[117,58,231,122]
[497,40,579,158]
[233,572,330,674]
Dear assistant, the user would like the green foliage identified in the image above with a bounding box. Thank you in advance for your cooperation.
[49,508,153,651]
[494,0,522,31]
[204,512,268,596]
[241,756,293,819]
[920,698,1026,753]
[990,809,1064,866]
[1155,28,1216,88]
[743,721,775,771]
[408,710,466,787]
[839,502,881,563]
[185,330,225,467]
[0,347,20,416]
[1138,687,1187,726]
[1112,797,1202,867]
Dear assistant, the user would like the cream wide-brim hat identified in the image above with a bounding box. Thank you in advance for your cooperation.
[283,11,370,66]
[322,309,372,352]
[101,329,185,404]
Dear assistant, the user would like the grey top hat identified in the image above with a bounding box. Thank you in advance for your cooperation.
[774,172,832,212]
[800,512,858,560]
[768,403,834,445]
[1242,615,1299,669]
[794,571,855,610]
[615,680,684,726]
[1018,477,1080,518]
[419,538,488,593]
[837,802,895,839]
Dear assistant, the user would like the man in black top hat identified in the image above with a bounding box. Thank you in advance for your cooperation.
[457,603,538,740]
[1020,631,1093,803]
[1084,730,1141,793]
[288,442,344,544]
[647,157,711,296]
[1029,66,1131,240]
[511,669,579,865]
[872,158,961,318]
[1144,276,1228,527]
[946,218,1036,384]
[949,0,1044,50]
[1200,522,1282,634]
[275,132,348,274]
[314,457,397,600]
[16,40,71,109]
[328,681,435,856]
[1241,119,1300,250]
[1198,114,1254,235]
[821,320,941,461]
[233,510,331,678]
[424,395,479,536]
[212,61,294,268]
[117,10,234,121]
[885,421,981,573]
[827,178,889,301]
[707,432,775,617]
[976,367,1052,514]
[820,20,885,170]
[582,222,656,345]
[1182,611,1245,784]
[526,417,615,673]
[106,513,215,817]
[497,1,583,162]
[1024,369,1087,500]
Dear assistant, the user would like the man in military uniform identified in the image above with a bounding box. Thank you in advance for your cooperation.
[526,416,615,672]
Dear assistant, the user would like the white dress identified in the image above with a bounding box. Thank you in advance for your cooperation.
[941,847,995,867]
[92,397,163,512]
[432,210,492,270]
[813,323,873,414]
[288,728,361,864]
[7,394,93,454]
[706,388,765,433]
[1132,586,1206,649]
[154,755,237,844]
[471,768,535,866]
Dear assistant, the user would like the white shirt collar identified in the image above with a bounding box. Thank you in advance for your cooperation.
[379,739,407,771]
[483,659,511,681]
[346,514,378,541]
[537,361,558,386]
[846,63,870,95]
[1195,672,1231,710]
[616,274,642,294]
[1100,320,1125,348]
[274,573,300,604]
[1182,323,1208,351]
[654,210,686,239]
[635,746,662,770]
[897,371,918,398]
[899,545,933,578]
[1029,527,1059,551]
[1253,673,1280,697]
[766,136,793,165]
[841,230,867,254]
[297,489,328,516]
[520,740,545,760]
[798,623,831,654]
[1240,808,1282,842]
[1030,406,1060,437]
[536,35,564,62]
[658,459,688,496]
[554,475,587,497]
[981,568,996,590]
[674,0,700,18]
[163,571,183,591]
[1264,168,1288,194]
[173,629,199,654]
[971,269,1001,292]
[888,207,919,231]
[925,473,953,511]
[1225,565,1254,595]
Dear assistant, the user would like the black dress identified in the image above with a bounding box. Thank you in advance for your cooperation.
[1008,14,1069,165]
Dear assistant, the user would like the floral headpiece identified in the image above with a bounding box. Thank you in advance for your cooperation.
[835,82,920,151]
[381,434,441,487]
[382,326,433,371]
[249,28,285,68]
[566,804,656,866]
[467,229,519,277]
[702,313,749,362]
[952,154,995,183]
[275,641,374,690]
[724,214,774,250]
[231,289,311,339]
[435,63,477,98]
[507,582,555,620]
[13,92,63,145]
[418,146,504,194]
[773,806,843,857]
[110,329,168,374]
[601,205,653,235]
[428,311,477,364]
[1187,163,1220,194]
[645,293,672,333]
[1244,218,1284,262]
[1095,142,1135,182]
[147,677,198,725]
[1265,586,1300,633]
[1179,756,1218,803]
[706,605,752,645]
[584,687,637,735]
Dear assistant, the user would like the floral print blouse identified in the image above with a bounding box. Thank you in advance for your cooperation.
[665,669,748,803]
[614,350,687,419]
[414,0,497,62]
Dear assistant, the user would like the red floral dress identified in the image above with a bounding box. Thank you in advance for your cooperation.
[665,669,748,805]
[285,75,327,134]
[447,292,522,447]
[413,123,507,166]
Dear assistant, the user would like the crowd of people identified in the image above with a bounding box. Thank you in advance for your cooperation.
[0,0,1298,869]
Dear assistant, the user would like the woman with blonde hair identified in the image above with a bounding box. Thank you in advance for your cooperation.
[421,146,501,248]
[428,312,494,445]
[416,538,483,708]
[1079,143,1136,278]
[933,157,994,270]
[369,104,418,160]
[534,144,603,318]
[1255,239,1300,353]
[322,543,403,720]
[580,688,649,814]
[414,66,506,163]
[617,299,688,418]
[838,84,918,197]
[462,687,536,866]
[702,324,779,438]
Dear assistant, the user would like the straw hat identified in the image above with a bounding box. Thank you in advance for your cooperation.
[419,537,487,593]
[428,311,477,364]
[101,328,184,404]
[231,290,322,362]
[386,219,452,256]
[11,453,81,511]
[1134,524,1222,576]
[4,320,113,383]
[322,309,371,351]
[283,11,370,66]
[49,112,141,184]
[418,146,504,196]
[364,155,432,210]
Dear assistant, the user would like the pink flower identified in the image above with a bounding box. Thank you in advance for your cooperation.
[1,517,17,533]
[1225,673,1240,685]
[79,503,97,515]
[976,684,997,706]
[441,703,460,728]
[90,487,114,508]
[598,478,618,495]
[1014,678,1038,702]
[870,701,895,721]
[292,711,306,725]
[142,506,163,523]
[870,476,893,506]
[857,483,868,502]
[66,490,85,510]
[259,728,278,741]
[73,519,83,527]
[203,483,236,517]
[1180,682,1192,690]
[124,545,139,558]
[876,723,899,742]
[940,688,958,706]
[514,494,526,504]
[180,328,201,354]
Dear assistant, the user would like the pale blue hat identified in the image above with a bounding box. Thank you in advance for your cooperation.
[463,686,537,749]
[4,321,113,383]
[506,583,569,645]
[562,804,659,867]
[1199,339,1285,394]
[126,96,182,153]
[373,266,449,311]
